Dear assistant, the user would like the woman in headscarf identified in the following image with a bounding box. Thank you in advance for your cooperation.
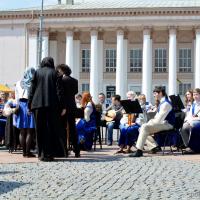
[28,57,67,162]
[15,67,36,157]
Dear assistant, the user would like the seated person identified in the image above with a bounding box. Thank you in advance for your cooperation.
[98,93,111,125]
[76,92,96,151]
[0,92,9,146]
[182,90,194,115]
[116,94,150,154]
[126,91,136,101]
[180,88,200,148]
[105,95,123,146]
[129,86,175,157]
[75,94,82,108]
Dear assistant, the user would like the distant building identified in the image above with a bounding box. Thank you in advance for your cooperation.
[0,0,200,102]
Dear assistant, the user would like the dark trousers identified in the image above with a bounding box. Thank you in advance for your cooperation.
[65,111,80,154]
[34,107,66,158]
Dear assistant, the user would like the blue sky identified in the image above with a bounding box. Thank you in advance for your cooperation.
[0,0,58,10]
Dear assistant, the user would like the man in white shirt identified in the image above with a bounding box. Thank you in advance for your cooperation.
[129,86,175,157]
[181,88,200,147]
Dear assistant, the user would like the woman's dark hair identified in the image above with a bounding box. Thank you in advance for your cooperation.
[57,64,72,76]
[41,57,55,68]
[153,86,167,98]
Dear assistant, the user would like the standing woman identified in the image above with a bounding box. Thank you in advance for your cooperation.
[15,67,36,157]
[76,92,96,151]
[28,57,66,161]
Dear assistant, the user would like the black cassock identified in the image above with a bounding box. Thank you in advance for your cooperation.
[28,66,67,158]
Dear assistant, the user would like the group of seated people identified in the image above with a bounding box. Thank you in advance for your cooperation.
[1,81,200,158]
[75,86,200,157]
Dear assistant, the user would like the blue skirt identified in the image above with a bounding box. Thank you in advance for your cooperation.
[15,100,35,129]
[119,124,140,147]
[76,119,96,150]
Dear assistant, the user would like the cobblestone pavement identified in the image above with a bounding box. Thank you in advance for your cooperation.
[0,150,200,200]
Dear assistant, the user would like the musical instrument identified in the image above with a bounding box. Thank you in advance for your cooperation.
[128,114,137,126]
[105,110,116,122]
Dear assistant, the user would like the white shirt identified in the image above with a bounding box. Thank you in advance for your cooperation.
[185,100,200,123]
[84,102,93,122]
[149,97,172,124]
[15,81,28,102]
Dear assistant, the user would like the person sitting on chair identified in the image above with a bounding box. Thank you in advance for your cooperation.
[116,94,150,154]
[105,95,123,146]
[129,86,175,157]
[76,92,96,151]
[180,88,200,148]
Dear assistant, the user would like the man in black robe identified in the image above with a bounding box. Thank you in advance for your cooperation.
[56,64,80,157]
[28,57,67,161]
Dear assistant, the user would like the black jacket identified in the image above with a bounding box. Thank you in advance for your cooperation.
[28,67,64,110]
[62,75,78,112]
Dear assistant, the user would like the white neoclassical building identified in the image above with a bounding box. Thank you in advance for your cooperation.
[1,0,200,103]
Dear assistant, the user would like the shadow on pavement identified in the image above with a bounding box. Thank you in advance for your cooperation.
[0,181,28,195]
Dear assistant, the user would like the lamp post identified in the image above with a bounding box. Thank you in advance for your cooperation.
[38,0,44,66]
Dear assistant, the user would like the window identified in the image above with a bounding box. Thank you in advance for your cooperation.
[81,49,90,72]
[179,83,191,95]
[154,48,167,72]
[179,49,192,72]
[130,49,142,72]
[106,86,116,98]
[82,83,90,92]
[106,49,116,72]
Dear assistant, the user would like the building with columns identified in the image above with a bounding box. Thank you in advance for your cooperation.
[1,0,200,103]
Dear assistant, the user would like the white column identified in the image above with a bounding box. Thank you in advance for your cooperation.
[41,32,49,59]
[28,30,38,68]
[116,30,127,99]
[142,28,152,102]
[98,40,104,93]
[73,40,80,80]
[168,28,177,95]
[195,29,200,88]
[65,31,74,74]
[90,30,99,104]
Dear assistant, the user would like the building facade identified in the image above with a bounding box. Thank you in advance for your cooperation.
[0,0,200,102]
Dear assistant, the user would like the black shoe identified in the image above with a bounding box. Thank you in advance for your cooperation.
[129,149,143,157]
[149,146,162,154]
[75,152,80,158]
[25,152,36,158]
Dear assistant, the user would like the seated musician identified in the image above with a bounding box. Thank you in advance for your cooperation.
[180,88,200,148]
[106,95,123,146]
[129,86,175,157]
[98,93,111,125]
[76,92,96,151]
[116,94,150,154]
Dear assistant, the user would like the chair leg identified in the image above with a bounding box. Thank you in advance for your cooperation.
[101,126,104,143]
[162,134,169,155]
[93,131,96,151]
[117,129,119,142]
[105,127,108,145]
[98,127,102,149]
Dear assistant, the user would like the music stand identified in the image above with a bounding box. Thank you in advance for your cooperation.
[169,95,185,112]
[121,100,143,114]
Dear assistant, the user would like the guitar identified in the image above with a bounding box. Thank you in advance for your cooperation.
[105,110,116,122]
